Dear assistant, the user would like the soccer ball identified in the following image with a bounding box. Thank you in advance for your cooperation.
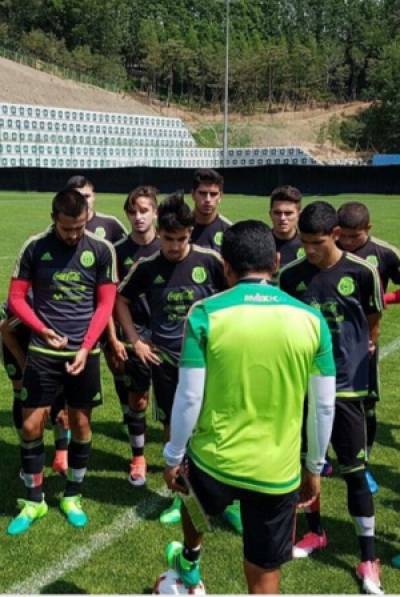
[153,569,206,594]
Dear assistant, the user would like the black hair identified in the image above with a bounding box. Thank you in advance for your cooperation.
[65,175,94,191]
[221,220,277,276]
[124,185,158,211]
[337,202,370,229]
[157,192,195,231]
[270,185,302,208]
[299,201,338,235]
[192,168,224,191]
[52,189,88,219]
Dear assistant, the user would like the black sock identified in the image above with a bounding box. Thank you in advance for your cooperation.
[359,536,375,562]
[21,437,45,502]
[306,511,323,535]
[64,437,92,497]
[183,544,201,562]
[127,409,146,457]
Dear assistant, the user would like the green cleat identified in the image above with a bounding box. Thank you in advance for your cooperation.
[7,498,48,536]
[159,495,182,526]
[223,502,243,535]
[60,495,88,528]
[166,541,202,589]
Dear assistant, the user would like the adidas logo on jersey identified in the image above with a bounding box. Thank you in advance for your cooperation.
[154,274,165,284]
[296,281,307,292]
[40,252,53,261]
[124,257,134,267]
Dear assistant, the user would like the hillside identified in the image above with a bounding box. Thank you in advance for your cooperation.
[0,56,369,161]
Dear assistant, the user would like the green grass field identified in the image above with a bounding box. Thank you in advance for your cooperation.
[0,191,400,594]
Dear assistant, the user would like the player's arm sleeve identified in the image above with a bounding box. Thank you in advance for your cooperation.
[8,279,47,336]
[305,315,336,475]
[81,284,117,351]
[163,304,208,467]
[386,246,400,285]
[385,288,400,305]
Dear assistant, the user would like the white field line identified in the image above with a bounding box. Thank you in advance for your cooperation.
[0,256,12,260]
[379,336,400,361]
[7,339,400,594]
[8,492,166,594]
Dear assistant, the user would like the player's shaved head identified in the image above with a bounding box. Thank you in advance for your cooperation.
[222,220,277,277]
[338,202,370,230]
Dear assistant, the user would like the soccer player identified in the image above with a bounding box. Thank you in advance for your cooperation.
[162,220,335,594]
[66,175,127,243]
[116,192,225,525]
[7,189,117,535]
[280,202,384,594]
[191,168,231,252]
[1,309,69,475]
[338,201,400,493]
[269,185,303,269]
[110,186,160,486]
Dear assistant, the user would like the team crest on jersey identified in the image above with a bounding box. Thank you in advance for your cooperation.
[94,226,106,239]
[6,364,17,377]
[214,231,223,246]
[366,255,379,267]
[296,247,305,258]
[20,388,28,401]
[192,266,207,284]
[337,276,355,296]
[80,250,96,268]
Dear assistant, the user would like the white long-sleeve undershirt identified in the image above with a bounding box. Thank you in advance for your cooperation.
[305,375,336,474]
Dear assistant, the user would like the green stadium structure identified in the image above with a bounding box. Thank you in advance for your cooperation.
[0,102,320,169]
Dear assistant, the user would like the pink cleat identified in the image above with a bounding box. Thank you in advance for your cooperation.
[356,560,383,595]
[293,531,328,559]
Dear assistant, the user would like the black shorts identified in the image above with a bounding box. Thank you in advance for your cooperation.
[187,458,297,571]
[330,399,367,474]
[125,349,151,394]
[1,324,30,381]
[151,359,178,424]
[21,351,102,410]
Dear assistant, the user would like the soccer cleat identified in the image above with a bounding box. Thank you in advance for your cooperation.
[392,553,400,569]
[356,560,384,594]
[365,470,379,495]
[52,450,68,476]
[7,498,48,536]
[60,495,88,528]
[292,531,328,559]
[222,502,243,535]
[321,461,333,477]
[166,541,202,589]
[159,496,182,526]
[128,455,147,487]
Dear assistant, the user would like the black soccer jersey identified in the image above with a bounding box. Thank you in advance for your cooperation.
[340,236,400,292]
[279,252,383,398]
[86,212,127,244]
[191,215,231,253]
[114,235,161,332]
[273,232,304,269]
[118,244,225,363]
[13,227,118,352]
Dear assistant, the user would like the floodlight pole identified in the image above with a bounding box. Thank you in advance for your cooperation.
[223,0,230,167]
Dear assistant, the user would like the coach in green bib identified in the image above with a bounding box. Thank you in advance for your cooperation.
[162,220,336,594]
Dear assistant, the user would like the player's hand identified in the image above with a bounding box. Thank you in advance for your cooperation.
[110,339,128,365]
[65,348,89,376]
[297,469,320,509]
[163,465,188,494]
[41,328,68,350]
[56,408,69,430]
[134,339,161,366]
[368,340,376,357]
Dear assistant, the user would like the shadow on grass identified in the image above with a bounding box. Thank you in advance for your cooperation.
[41,580,87,594]
[375,420,400,452]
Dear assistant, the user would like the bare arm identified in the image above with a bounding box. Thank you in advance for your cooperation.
[115,295,160,365]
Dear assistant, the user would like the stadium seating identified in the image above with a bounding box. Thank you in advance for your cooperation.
[0,102,322,168]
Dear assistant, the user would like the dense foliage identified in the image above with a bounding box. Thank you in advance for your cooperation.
[1,0,400,149]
